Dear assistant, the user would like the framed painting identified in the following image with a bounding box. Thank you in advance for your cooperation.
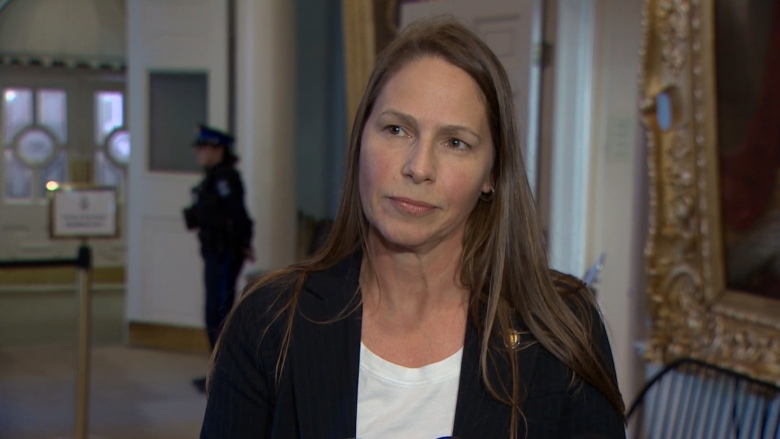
[641,0,780,384]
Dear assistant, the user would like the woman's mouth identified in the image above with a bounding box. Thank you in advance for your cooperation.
[389,197,436,214]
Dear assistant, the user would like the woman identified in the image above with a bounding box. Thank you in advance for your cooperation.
[201,18,625,439]
[184,125,254,354]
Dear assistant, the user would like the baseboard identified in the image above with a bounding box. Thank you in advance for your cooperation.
[128,321,210,354]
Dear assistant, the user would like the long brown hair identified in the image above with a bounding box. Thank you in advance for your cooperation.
[214,16,624,436]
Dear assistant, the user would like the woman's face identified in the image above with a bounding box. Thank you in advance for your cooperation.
[359,56,494,253]
[194,144,224,168]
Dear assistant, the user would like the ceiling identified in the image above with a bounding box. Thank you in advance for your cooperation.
[0,0,126,69]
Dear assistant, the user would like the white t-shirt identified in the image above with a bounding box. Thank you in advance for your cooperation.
[355,342,463,439]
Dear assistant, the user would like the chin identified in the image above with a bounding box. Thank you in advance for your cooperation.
[370,224,440,252]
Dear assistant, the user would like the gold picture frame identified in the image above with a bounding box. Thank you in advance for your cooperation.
[641,0,780,384]
[341,0,400,128]
[342,0,377,128]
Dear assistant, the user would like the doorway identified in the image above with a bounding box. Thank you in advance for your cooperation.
[0,66,129,273]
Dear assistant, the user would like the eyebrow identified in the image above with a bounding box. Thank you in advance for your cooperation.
[439,124,482,143]
[378,109,482,143]
[378,110,418,130]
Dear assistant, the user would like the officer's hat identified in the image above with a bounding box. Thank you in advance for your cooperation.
[192,124,235,150]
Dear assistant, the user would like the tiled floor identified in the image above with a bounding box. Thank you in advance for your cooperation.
[0,287,125,347]
[0,274,215,438]
[0,344,209,439]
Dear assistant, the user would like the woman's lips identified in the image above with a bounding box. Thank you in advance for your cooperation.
[389,196,436,214]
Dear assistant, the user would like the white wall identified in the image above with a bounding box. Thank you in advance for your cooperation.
[126,0,230,326]
[587,0,645,404]
[547,0,595,278]
[548,0,645,406]
[234,0,297,275]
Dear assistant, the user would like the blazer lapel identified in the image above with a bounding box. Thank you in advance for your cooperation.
[288,253,363,439]
[452,321,541,438]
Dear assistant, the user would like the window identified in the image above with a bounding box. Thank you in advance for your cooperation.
[3,88,33,144]
[95,91,124,145]
[93,91,130,189]
[2,87,68,201]
[38,89,67,143]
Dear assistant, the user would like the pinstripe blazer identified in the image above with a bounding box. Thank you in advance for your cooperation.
[200,252,626,439]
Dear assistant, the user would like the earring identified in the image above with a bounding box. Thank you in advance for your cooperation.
[480,187,495,202]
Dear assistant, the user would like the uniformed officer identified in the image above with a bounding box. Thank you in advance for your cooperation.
[183,124,254,370]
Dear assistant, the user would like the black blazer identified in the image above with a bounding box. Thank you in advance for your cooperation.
[201,253,626,438]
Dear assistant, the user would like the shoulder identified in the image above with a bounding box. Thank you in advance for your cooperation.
[207,272,301,402]
[550,269,589,302]
[230,251,362,334]
[521,323,624,436]
[236,271,299,315]
[550,269,603,336]
[210,167,243,197]
[211,164,242,182]
[223,251,361,350]
[298,252,362,301]
[523,343,625,436]
[521,270,615,393]
[212,164,241,180]
[511,272,624,434]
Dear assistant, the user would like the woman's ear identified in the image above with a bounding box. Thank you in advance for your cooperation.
[482,173,494,194]
[480,180,495,202]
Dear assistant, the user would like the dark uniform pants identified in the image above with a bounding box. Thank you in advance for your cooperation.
[202,251,244,350]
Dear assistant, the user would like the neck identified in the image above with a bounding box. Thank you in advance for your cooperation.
[360,231,468,319]
[204,159,224,171]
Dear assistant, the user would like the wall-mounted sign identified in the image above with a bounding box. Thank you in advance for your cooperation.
[49,186,118,239]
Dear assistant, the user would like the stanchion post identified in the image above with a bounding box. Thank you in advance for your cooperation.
[49,185,116,438]
[74,243,92,439]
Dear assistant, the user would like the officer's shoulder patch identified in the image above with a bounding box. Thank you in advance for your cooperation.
[216,179,231,197]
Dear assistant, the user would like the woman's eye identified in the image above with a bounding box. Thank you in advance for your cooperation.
[447,138,468,149]
[386,125,403,136]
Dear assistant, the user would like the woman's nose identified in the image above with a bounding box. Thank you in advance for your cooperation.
[402,139,437,183]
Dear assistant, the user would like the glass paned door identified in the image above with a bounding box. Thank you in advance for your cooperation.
[3,88,33,143]
[2,88,67,201]
[0,68,129,265]
[94,91,129,194]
